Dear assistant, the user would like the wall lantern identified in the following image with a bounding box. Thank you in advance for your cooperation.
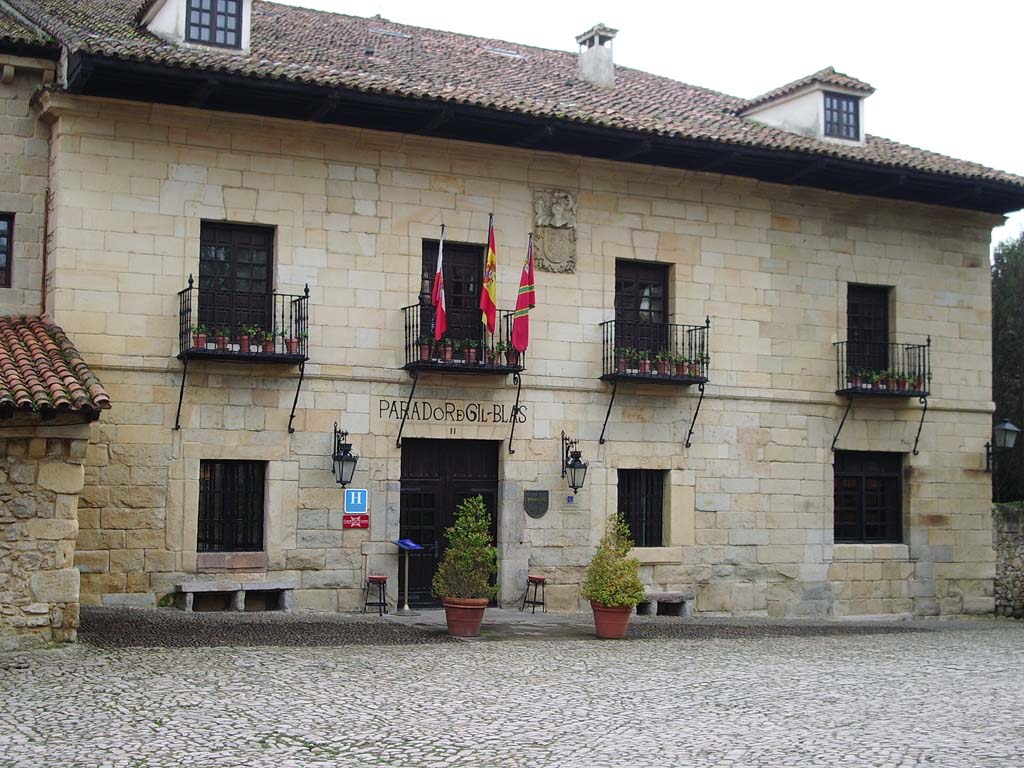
[985,419,1020,473]
[332,423,359,488]
[561,431,588,492]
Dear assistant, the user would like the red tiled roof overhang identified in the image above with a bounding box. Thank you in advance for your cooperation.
[0,315,111,417]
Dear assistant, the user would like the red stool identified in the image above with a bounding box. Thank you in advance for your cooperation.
[520,575,546,613]
[364,575,388,615]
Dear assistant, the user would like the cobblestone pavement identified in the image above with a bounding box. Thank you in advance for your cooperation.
[1,617,1022,767]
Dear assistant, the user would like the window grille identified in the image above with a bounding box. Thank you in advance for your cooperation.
[618,469,665,547]
[833,451,902,543]
[824,92,860,140]
[198,460,265,552]
[187,0,242,48]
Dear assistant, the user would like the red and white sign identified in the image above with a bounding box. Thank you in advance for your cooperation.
[343,514,369,529]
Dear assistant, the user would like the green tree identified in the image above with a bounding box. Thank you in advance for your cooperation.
[431,495,498,600]
[992,232,1024,501]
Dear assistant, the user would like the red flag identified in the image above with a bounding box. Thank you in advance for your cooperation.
[511,235,535,352]
[480,214,498,334]
[431,225,447,341]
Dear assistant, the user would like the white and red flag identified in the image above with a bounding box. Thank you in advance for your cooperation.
[511,234,535,352]
[431,224,447,340]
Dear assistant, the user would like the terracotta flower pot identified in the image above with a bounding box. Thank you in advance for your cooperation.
[639,360,651,374]
[262,338,275,353]
[192,333,206,349]
[238,335,250,353]
[505,350,519,367]
[419,344,431,361]
[467,347,478,364]
[617,358,627,374]
[656,360,669,375]
[285,338,298,354]
[591,601,634,639]
[443,344,453,362]
[215,335,227,350]
[441,597,488,637]
[675,362,686,377]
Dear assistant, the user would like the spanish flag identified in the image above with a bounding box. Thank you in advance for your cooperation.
[480,213,498,334]
[511,234,535,353]
[431,224,447,341]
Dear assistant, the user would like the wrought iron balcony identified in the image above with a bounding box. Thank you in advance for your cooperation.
[177,275,309,363]
[402,303,524,374]
[600,318,710,385]
[834,339,931,397]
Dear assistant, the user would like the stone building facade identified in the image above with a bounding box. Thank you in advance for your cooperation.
[1,0,1021,622]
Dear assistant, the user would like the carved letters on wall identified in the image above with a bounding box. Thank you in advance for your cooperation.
[532,188,577,273]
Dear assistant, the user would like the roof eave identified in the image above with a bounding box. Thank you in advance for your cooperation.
[62,50,1024,216]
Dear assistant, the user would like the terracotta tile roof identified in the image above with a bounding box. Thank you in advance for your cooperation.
[6,0,1024,190]
[0,8,50,46]
[741,66,875,111]
[0,316,110,415]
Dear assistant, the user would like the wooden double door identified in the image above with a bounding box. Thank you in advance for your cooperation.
[399,439,499,605]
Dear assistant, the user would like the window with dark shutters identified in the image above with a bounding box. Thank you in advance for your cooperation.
[833,451,902,543]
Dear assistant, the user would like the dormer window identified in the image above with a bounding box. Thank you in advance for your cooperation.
[824,92,859,140]
[186,0,241,48]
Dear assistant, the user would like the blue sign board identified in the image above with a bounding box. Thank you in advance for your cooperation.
[344,488,369,514]
[393,539,424,551]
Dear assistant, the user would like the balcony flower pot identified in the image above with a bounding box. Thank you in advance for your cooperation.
[432,495,498,638]
[215,334,228,351]
[675,361,686,377]
[192,332,207,350]
[284,337,298,355]
[262,338,275,353]
[581,514,645,640]
[238,334,251,353]
[505,349,520,367]
[639,359,651,374]
[419,342,431,361]
[466,346,478,365]
[443,342,453,362]
[617,357,628,374]
[656,360,670,376]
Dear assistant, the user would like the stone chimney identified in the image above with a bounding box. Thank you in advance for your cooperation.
[576,24,618,88]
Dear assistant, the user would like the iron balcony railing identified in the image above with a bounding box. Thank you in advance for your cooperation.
[178,274,309,361]
[402,303,524,372]
[834,339,931,396]
[600,318,710,383]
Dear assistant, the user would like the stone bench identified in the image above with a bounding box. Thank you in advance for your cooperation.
[175,579,296,613]
[637,589,695,618]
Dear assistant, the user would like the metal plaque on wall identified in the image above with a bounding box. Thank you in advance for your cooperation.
[523,490,549,518]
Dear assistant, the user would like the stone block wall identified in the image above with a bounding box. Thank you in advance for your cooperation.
[0,64,51,315]
[994,502,1024,618]
[32,92,1000,617]
[0,423,89,650]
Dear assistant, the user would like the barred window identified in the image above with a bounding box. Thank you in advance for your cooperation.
[824,92,860,140]
[198,460,265,552]
[0,215,11,288]
[618,469,665,547]
[833,451,902,543]
[186,0,242,48]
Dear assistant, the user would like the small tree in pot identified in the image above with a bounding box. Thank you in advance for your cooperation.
[431,494,498,637]
[581,514,645,639]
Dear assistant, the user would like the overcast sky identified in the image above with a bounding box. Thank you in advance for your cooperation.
[276,0,1024,249]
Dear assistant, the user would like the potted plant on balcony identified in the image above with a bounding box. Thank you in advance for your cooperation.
[418,335,432,362]
[280,329,299,355]
[466,340,479,365]
[673,353,687,377]
[912,374,925,393]
[615,347,631,374]
[214,327,229,351]
[581,513,645,639]
[505,342,520,367]
[894,372,908,393]
[431,494,498,638]
[655,350,671,376]
[848,368,862,390]
[238,326,257,353]
[191,324,208,350]
[637,350,651,375]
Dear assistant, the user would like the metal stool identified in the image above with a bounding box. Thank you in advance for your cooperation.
[520,575,546,613]
[364,575,388,615]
